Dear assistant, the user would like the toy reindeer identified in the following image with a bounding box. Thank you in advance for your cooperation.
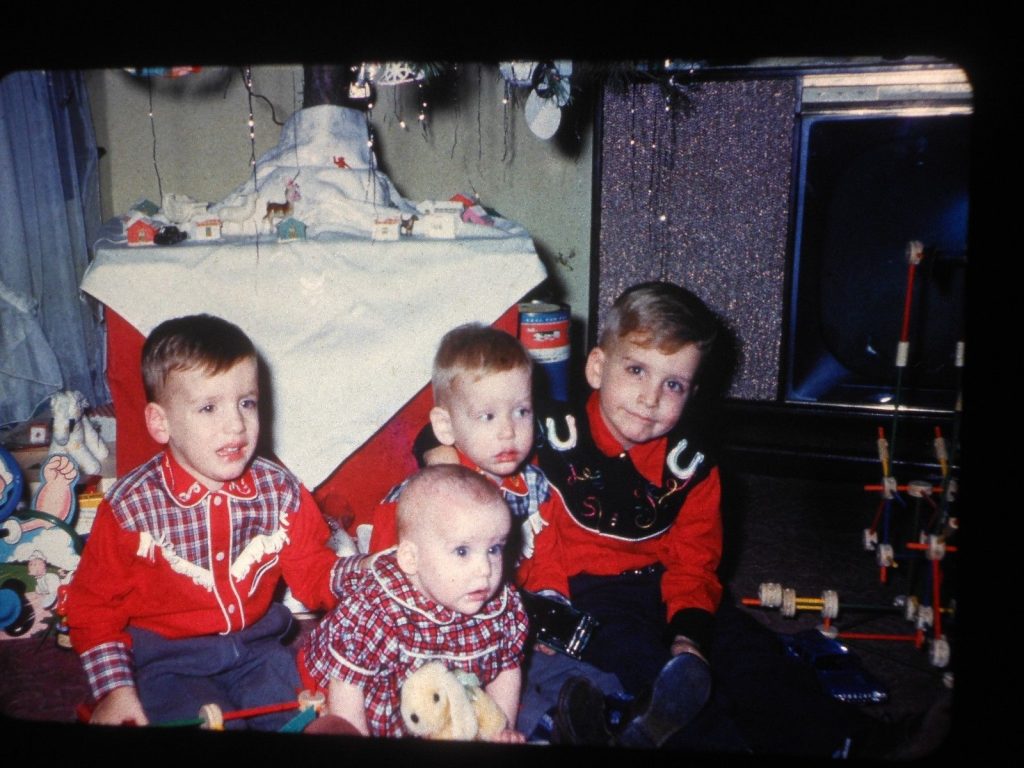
[263,180,302,227]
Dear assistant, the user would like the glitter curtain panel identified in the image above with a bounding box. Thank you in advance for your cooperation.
[596,80,797,401]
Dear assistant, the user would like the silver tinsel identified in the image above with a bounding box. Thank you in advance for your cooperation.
[597,80,798,401]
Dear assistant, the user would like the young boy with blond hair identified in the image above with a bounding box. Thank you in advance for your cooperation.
[369,323,563,564]
[519,281,722,748]
[67,314,345,730]
[300,464,529,741]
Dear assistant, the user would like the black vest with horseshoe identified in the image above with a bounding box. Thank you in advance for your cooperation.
[535,401,714,542]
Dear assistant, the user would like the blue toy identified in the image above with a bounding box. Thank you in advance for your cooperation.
[780,629,889,704]
[1,445,24,522]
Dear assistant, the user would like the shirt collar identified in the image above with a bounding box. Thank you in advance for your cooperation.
[158,450,259,507]
[375,551,510,624]
[455,449,528,496]
[586,390,667,486]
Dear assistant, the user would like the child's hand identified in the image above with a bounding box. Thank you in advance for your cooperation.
[327,678,371,736]
[670,635,707,663]
[488,727,526,744]
[90,686,149,726]
[422,445,459,466]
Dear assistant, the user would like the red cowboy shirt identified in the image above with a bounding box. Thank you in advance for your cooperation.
[67,450,343,700]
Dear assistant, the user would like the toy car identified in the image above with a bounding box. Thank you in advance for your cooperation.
[155,225,187,245]
[780,629,889,704]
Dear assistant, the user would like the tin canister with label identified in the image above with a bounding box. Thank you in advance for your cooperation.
[518,302,570,402]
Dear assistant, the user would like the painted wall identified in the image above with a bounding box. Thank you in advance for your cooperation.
[84,64,592,338]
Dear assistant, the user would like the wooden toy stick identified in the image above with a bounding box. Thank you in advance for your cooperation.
[221,699,300,723]
[905,542,957,553]
[863,484,943,494]
[888,241,925,479]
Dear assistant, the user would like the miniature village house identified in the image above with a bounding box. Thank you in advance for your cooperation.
[276,217,307,242]
[192,217,223,241]
[124,215,158,246]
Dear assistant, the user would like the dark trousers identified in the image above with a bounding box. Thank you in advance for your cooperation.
[129,603,301,731]
[570,570,750,752]
[570,568,671,697]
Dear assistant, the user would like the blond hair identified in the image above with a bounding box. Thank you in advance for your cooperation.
[431,323,532,406]
[599,281,717,354]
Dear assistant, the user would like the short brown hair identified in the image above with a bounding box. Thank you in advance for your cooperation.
[431,323,532,406]
[396,464,508,540]
[599,281,717,354]
[142,314,257,403]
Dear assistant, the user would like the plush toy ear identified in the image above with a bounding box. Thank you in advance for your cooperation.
[144,402,170,445]
[429,406,456,447]
[441,669,478,740]
[401,663,444,737]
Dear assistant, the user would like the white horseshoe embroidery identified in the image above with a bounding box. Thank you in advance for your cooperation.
[667,439,704,480]
[545,415,578,451]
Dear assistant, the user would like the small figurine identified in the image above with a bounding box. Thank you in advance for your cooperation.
[263,180,302,228]
[154,225,187,245]
[161,193,210,225]
[125,216,159,246]
[263,200,292,226]
[332,156,350,169]
[372,218,401,242]
[192,218,223,241]
[276,218,307,242]
[47,390,108,477]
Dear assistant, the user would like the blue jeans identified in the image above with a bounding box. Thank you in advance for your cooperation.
[129,603,301,731]
[516,647,625,735]
[569,569,673,696]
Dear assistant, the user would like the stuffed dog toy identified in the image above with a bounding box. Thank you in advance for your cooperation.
[399,661,508,740]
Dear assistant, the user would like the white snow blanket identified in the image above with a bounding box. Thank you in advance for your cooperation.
[82,106,546,488]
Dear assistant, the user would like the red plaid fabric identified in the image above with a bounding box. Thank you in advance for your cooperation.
[302,552,528,737]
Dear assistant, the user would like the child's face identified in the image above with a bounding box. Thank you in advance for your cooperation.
[586,334,702,449]
[402,495,510,615]
[432,367,534,482]
[144,357,259,491]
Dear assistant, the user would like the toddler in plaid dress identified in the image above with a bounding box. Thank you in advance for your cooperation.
[301,465,529,741]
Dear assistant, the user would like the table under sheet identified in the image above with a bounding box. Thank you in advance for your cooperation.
[82,226,546,529]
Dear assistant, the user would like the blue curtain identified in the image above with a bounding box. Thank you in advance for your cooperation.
[0,70,108,428]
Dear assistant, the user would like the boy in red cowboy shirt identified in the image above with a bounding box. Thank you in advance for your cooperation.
[518,281,721,747]
[67,314,346,730]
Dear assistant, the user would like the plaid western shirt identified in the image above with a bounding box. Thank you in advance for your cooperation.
[67,451,345,701]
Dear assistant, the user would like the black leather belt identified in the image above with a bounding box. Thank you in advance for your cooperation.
[619,563,663,578]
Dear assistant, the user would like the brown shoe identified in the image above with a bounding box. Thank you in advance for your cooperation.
[553,676,614,746]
